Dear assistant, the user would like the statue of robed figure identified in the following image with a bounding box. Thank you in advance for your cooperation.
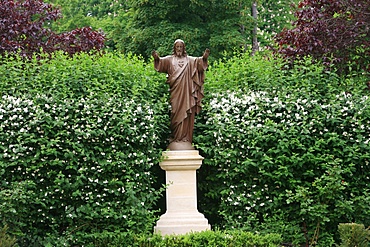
[152,39,210,150]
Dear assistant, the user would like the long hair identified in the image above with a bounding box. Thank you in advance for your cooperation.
[172,39,187,56]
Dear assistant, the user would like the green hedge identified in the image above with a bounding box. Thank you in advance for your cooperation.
[193,53,370,246]
[0,52,170,246]
[0,52,167,100]
[80,230,282,247]
[195,74,370,245]
[1,51,369,246]
[205,53,366,98]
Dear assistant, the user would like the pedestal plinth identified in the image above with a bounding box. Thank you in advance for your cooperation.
[154,150,211,235]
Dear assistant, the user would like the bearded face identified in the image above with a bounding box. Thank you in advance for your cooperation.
[174,42,185,57]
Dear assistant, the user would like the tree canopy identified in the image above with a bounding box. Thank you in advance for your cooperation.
[4,0,369,72]
[0,0,105,57]
[275,0,370,73]
[43,0,299,59]
[117,0,300,59]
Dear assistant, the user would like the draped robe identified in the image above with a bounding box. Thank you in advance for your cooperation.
[154,55,208,144]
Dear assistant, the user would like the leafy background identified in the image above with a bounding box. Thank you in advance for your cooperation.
[1,0,370,246]
[1,51,369,246]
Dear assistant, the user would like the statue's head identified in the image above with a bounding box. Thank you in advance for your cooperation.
[172,39,187,57]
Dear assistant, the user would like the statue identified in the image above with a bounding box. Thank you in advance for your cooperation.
[152,39,210,150]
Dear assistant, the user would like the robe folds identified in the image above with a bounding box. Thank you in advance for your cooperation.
[154,55,208,143]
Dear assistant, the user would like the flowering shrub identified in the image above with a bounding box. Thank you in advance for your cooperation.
[195,89,370,246]
[0,94,169,245]
[1,50,369,246]
[0,52,169,246]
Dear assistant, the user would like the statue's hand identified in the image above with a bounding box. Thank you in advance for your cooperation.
[203,48,210,60]
[152,50,159,60]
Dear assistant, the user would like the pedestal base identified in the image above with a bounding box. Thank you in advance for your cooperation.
[154,150,210,235]
[154,212,210,235]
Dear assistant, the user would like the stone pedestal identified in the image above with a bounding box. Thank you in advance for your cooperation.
[154,150,211,235]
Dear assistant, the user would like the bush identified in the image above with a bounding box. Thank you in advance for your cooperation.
[275,0,370,74]
[195,53,370,246]
[1,50,369,246]
[338,223,370,247]
[0,0,105,57]
[0,52,169,246]
[81,230,282,247]
[205,52,368,97]
[0,181,35,239]
[0,225,17,247]
[195,87,370,246]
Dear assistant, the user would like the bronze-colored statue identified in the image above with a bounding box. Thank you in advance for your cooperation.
[152,39,210,150]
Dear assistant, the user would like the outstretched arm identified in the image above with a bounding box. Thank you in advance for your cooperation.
[152,50,168,73]
[202,48,210,61]
[152,50,160,61]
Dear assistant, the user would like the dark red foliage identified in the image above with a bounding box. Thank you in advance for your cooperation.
[0,0,105,57]
[48,27,106,55]
[275,0,370,72]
